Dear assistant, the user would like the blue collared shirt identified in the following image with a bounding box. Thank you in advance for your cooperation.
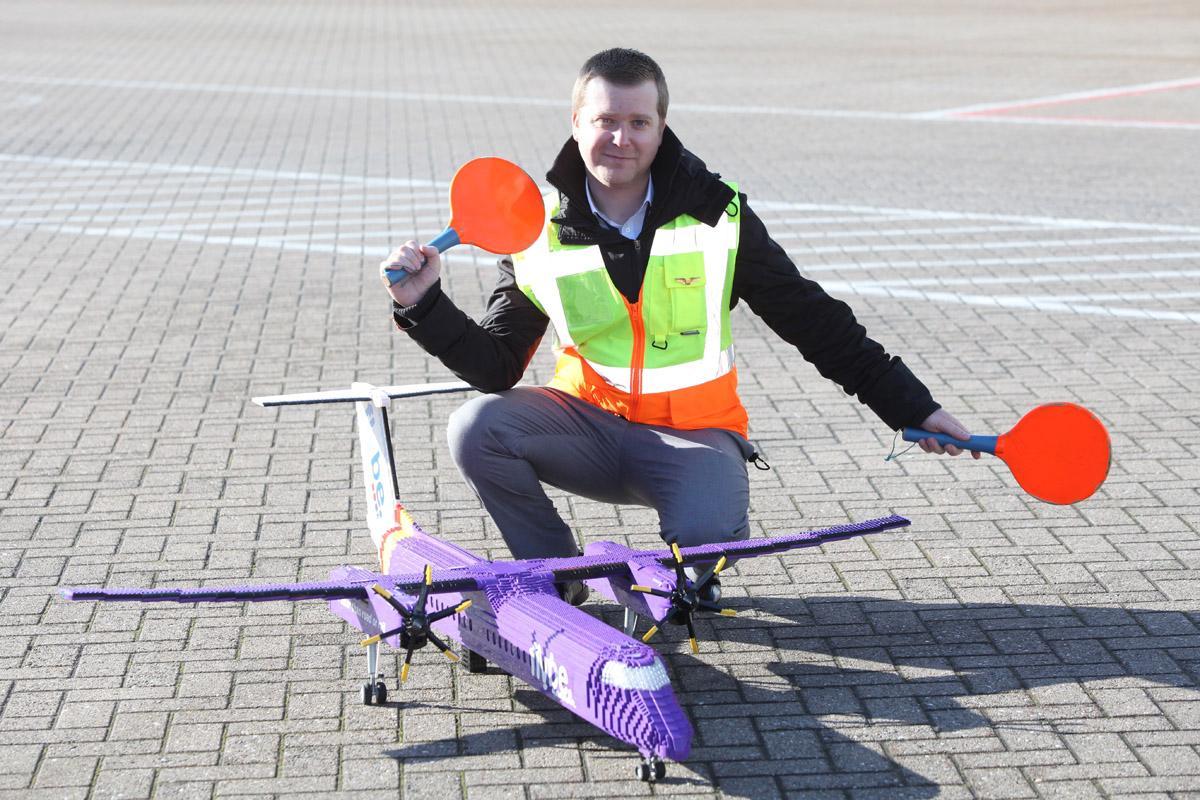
[585,177,654,240]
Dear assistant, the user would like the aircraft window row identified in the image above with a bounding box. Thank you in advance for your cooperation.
[482,629,528,664]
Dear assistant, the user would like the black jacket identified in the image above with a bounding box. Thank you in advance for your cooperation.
[394,127,939,431]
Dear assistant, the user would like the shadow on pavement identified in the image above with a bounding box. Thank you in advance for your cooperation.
[383,595,1198,797]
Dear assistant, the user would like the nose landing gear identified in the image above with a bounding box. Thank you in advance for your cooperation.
[635,755,666,782]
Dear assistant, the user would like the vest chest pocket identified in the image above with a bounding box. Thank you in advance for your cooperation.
[663,254,708,334]
[557,268,626,341]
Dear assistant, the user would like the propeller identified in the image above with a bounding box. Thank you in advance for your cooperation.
[630,538,736,654]
[360,564,472,682]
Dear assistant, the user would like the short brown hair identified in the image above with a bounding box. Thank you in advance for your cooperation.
[572,48,669,120]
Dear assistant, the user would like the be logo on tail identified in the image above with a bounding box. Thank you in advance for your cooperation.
[368,451,387,521]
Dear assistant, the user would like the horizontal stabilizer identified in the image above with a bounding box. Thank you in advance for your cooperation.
[253,380,473,407]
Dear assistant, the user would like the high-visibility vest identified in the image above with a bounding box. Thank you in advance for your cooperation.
[514,184,748,437]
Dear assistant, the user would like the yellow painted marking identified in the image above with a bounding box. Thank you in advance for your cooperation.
[641,625,659,643]
[378,505,419,571]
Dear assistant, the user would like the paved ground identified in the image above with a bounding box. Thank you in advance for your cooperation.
[2,1,1199,798]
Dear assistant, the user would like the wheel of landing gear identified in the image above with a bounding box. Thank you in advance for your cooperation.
[635,762,651,782]
[465,649,488,674]
[360,682,373,705]
[654,760,666,780]
[372,681,388,705]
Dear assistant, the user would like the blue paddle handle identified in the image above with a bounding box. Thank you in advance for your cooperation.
[385,227,461,286]
[901,429,998,454]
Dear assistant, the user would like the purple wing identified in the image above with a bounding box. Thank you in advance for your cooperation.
[63,580,374,603]
[63,570,481,604]
[674,514,911,562]
[544,515,910,581]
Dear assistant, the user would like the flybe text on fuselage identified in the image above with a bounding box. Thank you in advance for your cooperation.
[529,638,576,708]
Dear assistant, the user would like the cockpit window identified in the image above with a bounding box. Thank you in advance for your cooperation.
[600,660,670,691]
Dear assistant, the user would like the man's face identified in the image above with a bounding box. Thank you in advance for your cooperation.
[571,77,665,192]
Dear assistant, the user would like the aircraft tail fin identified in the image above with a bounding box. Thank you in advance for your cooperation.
[253,380,474,554]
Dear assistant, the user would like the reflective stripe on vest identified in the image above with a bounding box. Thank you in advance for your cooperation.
[515,184,740,396]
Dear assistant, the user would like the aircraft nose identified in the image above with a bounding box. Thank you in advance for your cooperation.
[640,686,692,761]
[594,644,692,760]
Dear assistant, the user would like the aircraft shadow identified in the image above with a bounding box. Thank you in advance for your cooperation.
[383,595,1198,797]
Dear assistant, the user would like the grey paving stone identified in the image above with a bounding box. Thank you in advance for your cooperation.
[3,3,1200,798]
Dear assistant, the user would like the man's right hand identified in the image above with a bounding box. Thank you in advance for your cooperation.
[380,240,442,306]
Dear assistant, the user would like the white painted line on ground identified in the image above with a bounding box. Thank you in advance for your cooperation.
[3,75,1196,132]
[0,218,393,257]
[0,75,568,109]
[761,213,954,225]
[143,216,441,234]
[0,184,297,203]
[274,231,433,242]
[795,251,1200,274]
[848,268,1200,289]
[0,205,443,227]
[0,153,448,189]
[0,190,441,215]
[921,75,1200,117]
[987,290,1200,302]
[0,93,43,110]
[786,233,1200,256]
[0,175,192,191]
[770,223,1101,240]
[823,282,1200,323]
[757,200,1200,234]
[946,115,1200,131]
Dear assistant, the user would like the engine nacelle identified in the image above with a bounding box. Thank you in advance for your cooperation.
[582,541,678,623]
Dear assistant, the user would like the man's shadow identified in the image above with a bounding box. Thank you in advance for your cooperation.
[385,595,1199,797]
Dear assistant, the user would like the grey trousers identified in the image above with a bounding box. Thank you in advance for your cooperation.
[446,386,754,559]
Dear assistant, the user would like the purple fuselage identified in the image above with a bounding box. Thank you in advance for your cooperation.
[328,505,692,761]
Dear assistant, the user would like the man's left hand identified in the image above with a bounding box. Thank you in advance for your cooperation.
[915,409,982,459]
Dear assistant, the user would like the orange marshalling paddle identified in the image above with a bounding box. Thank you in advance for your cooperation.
[385,157,544,286]
[903,403,1111,504]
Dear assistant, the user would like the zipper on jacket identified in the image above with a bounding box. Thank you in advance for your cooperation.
[623,296,645,422]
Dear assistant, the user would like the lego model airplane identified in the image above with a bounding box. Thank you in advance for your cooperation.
[65,381,909,781]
